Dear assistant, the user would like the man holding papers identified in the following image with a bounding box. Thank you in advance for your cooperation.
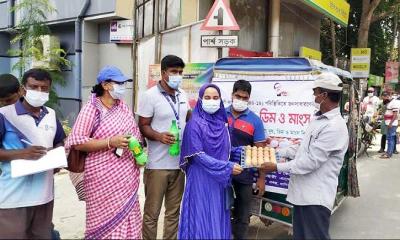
[0,69,66,239]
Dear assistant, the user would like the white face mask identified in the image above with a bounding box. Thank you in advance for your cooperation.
[167,75,183,90]
[232,99,248,112]
[314,93,325,111]
[202,99,220,114]
[109,83,126,100]
[24,89,49,107]
[368,92,373,97]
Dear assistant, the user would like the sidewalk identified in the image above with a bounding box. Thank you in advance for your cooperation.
[53,168,166,239]
[54,141,381,239]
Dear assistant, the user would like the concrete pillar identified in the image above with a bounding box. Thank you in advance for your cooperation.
[269,0,280,57]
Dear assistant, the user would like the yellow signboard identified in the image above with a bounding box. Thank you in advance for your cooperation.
[351,48,371,56]
[304,0,350,26]
[351,63,369,71]
[300,46,322,61]
[351,48,371,78]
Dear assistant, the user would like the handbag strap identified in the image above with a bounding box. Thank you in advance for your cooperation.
[89,109,101,138]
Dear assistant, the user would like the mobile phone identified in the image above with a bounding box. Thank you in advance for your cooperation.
[114,148,124,157]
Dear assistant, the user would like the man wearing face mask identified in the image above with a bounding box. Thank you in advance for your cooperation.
[260,72,349,240]
[0,69,66,239]
[138,55,190,239]
[225,80,267,239]
[362,87,380,122]
[377,92,395,153]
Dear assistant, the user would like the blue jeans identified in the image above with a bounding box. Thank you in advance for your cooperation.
[386,126,397,157]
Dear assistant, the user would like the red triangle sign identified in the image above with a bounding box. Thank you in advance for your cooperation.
[200,0,240,31]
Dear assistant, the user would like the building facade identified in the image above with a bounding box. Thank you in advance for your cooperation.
[0,0,134,123]
[0,0,349,122]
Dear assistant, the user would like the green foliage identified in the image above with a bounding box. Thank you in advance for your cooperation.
[8,0,71,113]
[320,0,399,76]
[61,119,72,136]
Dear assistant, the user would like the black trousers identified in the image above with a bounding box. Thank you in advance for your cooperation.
[293,205,331,240]
[232,180,253,240]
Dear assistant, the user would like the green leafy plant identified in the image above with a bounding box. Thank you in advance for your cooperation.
[8,0,71,112]
[61,119,72,136]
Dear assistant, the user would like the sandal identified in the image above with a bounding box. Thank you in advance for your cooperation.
[380,154,391,159]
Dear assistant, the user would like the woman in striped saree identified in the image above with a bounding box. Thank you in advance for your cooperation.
[66,66,142,239]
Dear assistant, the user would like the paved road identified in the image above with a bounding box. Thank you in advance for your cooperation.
[54,140,400,239]
[247,142,400,239]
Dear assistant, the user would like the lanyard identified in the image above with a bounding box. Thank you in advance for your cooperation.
[161,92,181,129]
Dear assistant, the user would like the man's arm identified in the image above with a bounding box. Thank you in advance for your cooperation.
[186,110,192,122]
[262,126,346,175]
[389,111,398,127]
[0,147,47,161]
[0,113,47,161]
[276,128,342,175]
[138,116,175,145]
[53,119,66,148]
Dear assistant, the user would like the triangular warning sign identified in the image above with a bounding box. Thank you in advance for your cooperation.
[200,0,240,31]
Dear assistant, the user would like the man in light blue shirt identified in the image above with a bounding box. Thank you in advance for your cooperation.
[261,72,349,240]
[0,69,65,239]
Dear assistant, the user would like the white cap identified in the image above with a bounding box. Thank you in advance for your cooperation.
[313,72,343,91]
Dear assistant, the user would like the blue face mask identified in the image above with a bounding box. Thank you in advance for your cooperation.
[202,99,221,114]
[167,75,183,90]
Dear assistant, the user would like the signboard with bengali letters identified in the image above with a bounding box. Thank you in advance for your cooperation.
[110,20,133,43]
[351,48,371,78]
[201,35,238,48]
[213,73,315,194]
[300,46,322,61]
[304,0,350,26]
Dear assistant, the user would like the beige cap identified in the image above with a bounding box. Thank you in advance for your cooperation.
[313,72,343,91]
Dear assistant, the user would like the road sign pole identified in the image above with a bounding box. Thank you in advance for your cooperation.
[218,30,223,59]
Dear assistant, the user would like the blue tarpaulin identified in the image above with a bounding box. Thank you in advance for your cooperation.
[214,58,313,72]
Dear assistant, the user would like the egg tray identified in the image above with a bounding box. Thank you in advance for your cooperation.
[239,146,279,169]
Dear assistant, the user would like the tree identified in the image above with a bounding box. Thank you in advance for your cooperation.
[320,0,400,76]
[8,0,70,110]
[358,0,400,47]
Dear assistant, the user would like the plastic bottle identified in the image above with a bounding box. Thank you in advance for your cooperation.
[128,136,147,165]
[169,120,180,156]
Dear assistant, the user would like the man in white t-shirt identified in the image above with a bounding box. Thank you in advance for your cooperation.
[381,96,400,158]
[138,55,190,239]
[363,87,380,121]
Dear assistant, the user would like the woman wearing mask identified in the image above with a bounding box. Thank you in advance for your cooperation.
[178,83,243,239]
[65,66,143,239]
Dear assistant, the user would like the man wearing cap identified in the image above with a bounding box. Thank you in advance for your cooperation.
[362,87,380,122]
[261,72,349,240]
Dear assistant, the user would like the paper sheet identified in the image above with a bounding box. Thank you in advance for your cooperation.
[11,146,68,178]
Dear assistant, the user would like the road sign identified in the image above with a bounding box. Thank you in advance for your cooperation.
[200,0,240,31]
[201,35,238,48]
[351,48,371,78]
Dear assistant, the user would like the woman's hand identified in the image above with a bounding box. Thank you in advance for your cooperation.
[232,163,243,175]
[110,135,130,148]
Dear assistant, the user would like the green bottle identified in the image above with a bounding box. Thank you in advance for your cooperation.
[128,136,148,165]
[169,120,180,156]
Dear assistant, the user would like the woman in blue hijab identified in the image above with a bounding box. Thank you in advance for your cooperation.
[178,83,243,239]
